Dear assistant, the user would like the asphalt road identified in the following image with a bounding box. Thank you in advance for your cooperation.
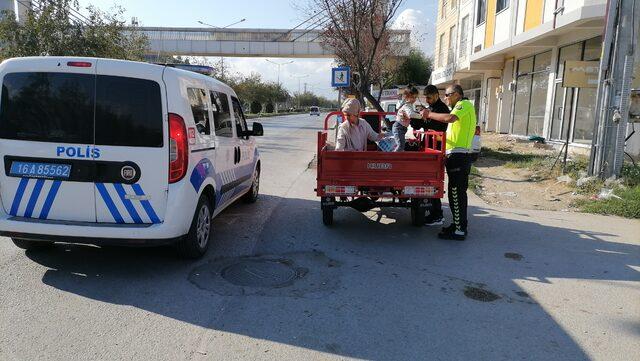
[1,113,639,361]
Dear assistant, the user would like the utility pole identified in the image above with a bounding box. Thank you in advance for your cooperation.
[589,0,639,178]
[291,74,309,108]
[265,60,294,113]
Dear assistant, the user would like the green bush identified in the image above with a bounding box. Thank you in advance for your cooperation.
[621,164,640,187]
[250,101,262,114]
[265,103,275,113]
[575,185,640,218]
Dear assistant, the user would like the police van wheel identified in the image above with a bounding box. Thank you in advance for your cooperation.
[243,166,260,204]
[177,196,213,259]
[11,238,54,251]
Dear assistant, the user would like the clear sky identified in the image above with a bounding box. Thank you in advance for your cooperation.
[79,0,437,98]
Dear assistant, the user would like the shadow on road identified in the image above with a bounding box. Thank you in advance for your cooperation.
[23,194,639,360]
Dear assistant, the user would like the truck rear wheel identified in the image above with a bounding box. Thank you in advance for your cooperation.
[12,238,54,251]
[410,200,425,227]
[176,195,213,259]
[322,208,333,226]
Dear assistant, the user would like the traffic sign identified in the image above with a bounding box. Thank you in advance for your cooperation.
[331,66,351,87]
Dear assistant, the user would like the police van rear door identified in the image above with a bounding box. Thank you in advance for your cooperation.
[0,58,98,222]
[92,60,168,224]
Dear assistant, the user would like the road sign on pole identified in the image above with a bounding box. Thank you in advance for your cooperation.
[331,67,351,88]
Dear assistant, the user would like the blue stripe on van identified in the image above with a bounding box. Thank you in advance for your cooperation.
[96,183,124,224]
[24,179,45,218]
[131,184,160,224]
[113,183,143,224]
[39,180,62,220]
[10,178,30,216]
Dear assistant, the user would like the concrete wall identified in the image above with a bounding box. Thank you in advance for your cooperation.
[563,0,606,13]
[543,0,555,23]
[498,58,516,133]
[515,0,527,35]
[473,23,485,54]
[484,77,502,132]
[494,6,512,44]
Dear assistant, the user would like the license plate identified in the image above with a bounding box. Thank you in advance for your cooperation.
[9,161,72,180]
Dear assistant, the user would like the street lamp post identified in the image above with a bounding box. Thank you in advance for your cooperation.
[197,18,246,81]
[291,74,309,109]
[265,59,294,86]
[266,59,294,113]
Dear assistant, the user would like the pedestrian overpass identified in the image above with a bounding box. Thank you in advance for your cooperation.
[140,27,412,58]
[1,1,411,58]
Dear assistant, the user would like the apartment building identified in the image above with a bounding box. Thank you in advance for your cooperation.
[431,0,639,156]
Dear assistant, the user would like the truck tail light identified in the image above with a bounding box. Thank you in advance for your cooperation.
[324,185,357,196]
[169,113,188,183]
[404,186,437,197]
[475,126,481,136]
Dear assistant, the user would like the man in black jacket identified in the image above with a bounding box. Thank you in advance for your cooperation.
[421,85,449,226]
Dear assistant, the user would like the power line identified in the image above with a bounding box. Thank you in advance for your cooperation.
[273,10,325,42]
[291,16,329,42]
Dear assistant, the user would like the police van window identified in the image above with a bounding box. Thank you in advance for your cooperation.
[95,75,163,147]
[187,88,211,136]
[210,91,233,137]
[0,72,95,144]
[231,96,248,137]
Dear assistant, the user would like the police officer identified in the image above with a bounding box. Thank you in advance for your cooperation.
[421,84,476,241]
[420,85,450,227]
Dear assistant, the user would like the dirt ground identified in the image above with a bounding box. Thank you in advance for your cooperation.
[473,133,585,212]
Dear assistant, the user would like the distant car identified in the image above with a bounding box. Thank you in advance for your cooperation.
[310,106,320,116]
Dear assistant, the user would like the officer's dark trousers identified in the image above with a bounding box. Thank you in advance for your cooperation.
[446,153,473,232]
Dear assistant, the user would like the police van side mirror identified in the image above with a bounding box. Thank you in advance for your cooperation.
[251,122,264,136]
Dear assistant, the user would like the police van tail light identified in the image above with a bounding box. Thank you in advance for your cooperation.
[169,113,188,183]
[324,185,357,196]
[403,186,437,197]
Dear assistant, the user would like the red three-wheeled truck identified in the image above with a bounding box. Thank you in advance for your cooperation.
[316,111,446,226]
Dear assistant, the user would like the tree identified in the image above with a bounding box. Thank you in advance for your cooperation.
[0,0,148,60]
[250,101,262,114]
[311,0,404,111]
[292,91,339,108]
[265,102,275,113]
[231,72,290,109]
[391,48,432,86]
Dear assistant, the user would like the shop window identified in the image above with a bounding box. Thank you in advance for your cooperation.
[512,52,551,136]
[549,36,602,143]
[557,43,582,80]
[573,87,597,144]
[550,84,574,140]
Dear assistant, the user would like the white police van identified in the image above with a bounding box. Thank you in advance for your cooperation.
[0,57,263,258]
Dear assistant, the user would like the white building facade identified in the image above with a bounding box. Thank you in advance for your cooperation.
[432,0,639,156]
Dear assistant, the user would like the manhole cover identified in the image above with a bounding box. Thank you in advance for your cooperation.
[463,286,501,302]
[221,259,298,288]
